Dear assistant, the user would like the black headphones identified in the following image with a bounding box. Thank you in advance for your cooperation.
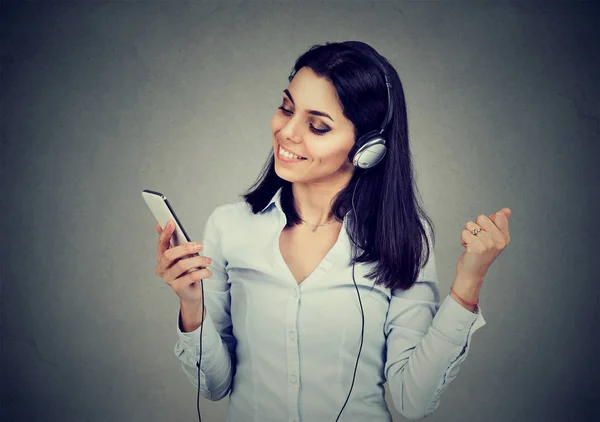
[348,63,393,169]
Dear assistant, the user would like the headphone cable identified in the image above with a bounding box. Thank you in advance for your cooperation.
[196,279,205,422]
[335,170,368,421]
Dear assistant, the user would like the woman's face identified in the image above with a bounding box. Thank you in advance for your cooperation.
[271,67,356,185]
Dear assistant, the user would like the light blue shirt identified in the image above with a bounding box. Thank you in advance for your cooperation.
[174,187,486,421]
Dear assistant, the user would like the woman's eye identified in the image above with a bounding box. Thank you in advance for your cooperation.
[310,126,329,135]
[278,106,330,136]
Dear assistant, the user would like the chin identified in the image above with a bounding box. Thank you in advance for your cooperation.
[274,161,296,183]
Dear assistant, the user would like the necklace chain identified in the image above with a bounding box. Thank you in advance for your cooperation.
[299,216,338,232]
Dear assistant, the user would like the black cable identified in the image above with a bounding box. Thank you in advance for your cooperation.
[335,170,368,422]
[196,279,205,422]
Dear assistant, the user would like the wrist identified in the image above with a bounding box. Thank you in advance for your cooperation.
[450,288,478,313]
[451,277,481,313]
[452,276,482,302]
[179,299,206,332]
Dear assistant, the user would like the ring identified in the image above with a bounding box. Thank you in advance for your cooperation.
[470,227,482,236]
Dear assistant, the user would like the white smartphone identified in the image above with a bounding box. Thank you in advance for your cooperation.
[142,189,203,266]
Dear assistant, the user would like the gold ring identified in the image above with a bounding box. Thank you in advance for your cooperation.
[471,227,482,236]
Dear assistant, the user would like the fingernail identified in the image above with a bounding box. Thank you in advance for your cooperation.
[207,258,212,264]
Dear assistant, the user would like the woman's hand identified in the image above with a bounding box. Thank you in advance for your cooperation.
[455,208,512,286]
[154,220,213,304]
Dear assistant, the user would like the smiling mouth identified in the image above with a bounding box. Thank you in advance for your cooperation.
[277,144,307,160]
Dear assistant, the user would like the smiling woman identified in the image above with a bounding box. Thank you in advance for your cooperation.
[170,41,488,422]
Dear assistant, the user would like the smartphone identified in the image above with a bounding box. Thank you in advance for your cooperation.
[142,189,204,268]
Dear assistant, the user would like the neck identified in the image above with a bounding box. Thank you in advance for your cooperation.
[291,168,353,226]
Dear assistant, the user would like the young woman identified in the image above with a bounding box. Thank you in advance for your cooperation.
[154,41,511,421]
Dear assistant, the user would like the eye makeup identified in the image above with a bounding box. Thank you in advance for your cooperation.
[278,101,331,135]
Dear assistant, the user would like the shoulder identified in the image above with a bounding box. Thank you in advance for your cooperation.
[209,200,250,220]
[206,199,270,254]
[212,200,250,216]
[208,200,259,229]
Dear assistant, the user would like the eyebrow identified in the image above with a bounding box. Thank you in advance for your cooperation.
[283,89,335,123]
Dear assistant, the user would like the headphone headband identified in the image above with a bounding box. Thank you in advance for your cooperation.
[378,73,393,135]
[350,54,393,169]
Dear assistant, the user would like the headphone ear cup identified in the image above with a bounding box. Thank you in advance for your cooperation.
[351,133,387,169]
[349,130,377,163]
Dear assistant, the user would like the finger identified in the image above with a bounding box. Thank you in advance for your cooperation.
[491,210,510,244]
[475,214,506,245]
[169,266,213,291]
[158,242,203,275]
[195,255,212,268]
[155,221,167,261]
[485,211,510,245]
[461,228,480,249]
[168,254,211,277]
[463,222,490,250]
[162,220,174,244]
[156,220,174,261]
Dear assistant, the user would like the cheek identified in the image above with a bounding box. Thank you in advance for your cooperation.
[271,113,283,133]
[315,137,354,159]
[306,144,348,165]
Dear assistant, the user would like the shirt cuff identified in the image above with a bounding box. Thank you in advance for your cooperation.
[431,294,486,345]
[176,308,222,357]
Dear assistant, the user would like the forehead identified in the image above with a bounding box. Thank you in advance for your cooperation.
[287,67,342,113]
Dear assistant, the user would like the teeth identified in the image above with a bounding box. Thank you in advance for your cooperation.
[279,146,304,160]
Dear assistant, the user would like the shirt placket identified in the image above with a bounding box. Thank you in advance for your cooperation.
[285,286,301,422]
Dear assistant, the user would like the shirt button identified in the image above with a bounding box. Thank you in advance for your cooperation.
[290,374,297,384]
[289,331,296,340]
[457,322,465,331]
[292,289,298,297]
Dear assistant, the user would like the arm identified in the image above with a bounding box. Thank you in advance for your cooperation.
[384,246,486,420]
[173,207,236,401]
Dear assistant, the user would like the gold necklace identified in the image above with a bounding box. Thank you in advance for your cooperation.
[299,216,339,232]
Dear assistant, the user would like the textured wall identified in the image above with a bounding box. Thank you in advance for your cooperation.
[1,1,598,421]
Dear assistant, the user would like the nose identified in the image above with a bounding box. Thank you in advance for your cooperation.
[279,118,302,143]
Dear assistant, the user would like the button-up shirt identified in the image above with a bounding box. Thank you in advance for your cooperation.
[174,187,486,421]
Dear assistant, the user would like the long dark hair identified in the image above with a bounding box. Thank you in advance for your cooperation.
[241,41,435,292]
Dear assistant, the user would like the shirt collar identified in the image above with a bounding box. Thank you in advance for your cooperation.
[259,185,352,222]
[259,186,284,214]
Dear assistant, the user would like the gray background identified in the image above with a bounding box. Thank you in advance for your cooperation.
[1,1,598,421]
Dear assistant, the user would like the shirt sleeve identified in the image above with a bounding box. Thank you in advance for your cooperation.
[384,243,487,420]
[173,206,236,401]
